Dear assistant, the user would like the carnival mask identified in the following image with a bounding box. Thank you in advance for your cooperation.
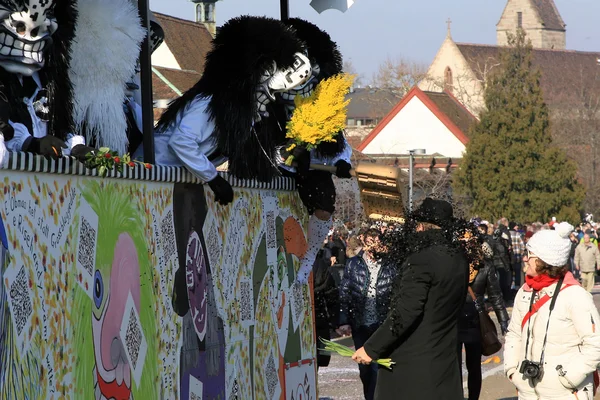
[256,52,311,117]
[0,0,58,75]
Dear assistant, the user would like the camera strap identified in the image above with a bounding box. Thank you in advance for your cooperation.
[523,275,565,366]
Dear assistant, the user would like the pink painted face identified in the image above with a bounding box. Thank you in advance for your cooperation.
[186,230,208,341]
[92,233,141,400]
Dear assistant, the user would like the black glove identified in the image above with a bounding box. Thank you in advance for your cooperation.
[207,175,234,205]
[70,144,96,162]
[24,136,67,159]
[500,321,509,336]
[291,145,310,177]
[335,160,352,179]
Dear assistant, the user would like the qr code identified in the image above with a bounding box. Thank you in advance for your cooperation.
[240,281,252,322]
[125,308,142,368]
[265,353,278,399]
[161,211,176,261]
[230,378,239,400]
[266,211,276,248]
[292,282,303,322]
[190,393,200,400]
[9,266,32,336]
[77,217,96,276]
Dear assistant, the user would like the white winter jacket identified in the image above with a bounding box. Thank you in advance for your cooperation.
[504,272,600,399]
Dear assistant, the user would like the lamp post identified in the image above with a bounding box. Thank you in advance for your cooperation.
[408,149,426,213]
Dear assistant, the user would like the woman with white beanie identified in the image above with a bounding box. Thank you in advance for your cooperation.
[504,221,600,399]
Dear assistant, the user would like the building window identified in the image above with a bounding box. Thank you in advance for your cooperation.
[517,12,523,28]
[444,66,453,93]
[205,3,214,23]
[347,118,355,126]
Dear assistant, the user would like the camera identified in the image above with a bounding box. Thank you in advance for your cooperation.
[520,360,543,380]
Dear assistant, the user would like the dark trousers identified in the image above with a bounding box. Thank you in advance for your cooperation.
[352,324,379,400]
[457,340,483,400]
[512,262,523,287]
[497,267,512,304]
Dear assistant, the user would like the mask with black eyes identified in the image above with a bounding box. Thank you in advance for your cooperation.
[255,53,311,120]
[276,18,343,118]
[0,0,58,76]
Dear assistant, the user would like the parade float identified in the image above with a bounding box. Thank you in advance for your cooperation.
[0,1,345,399]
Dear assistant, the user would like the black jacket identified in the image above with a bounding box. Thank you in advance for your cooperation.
[489,234,511,271]
[313,254,340,367]
[338,251,397,328]
[326,237,347,266]
[363,232,469,400]
[458,260,509,342]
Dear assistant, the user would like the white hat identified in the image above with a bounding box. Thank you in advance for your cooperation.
[526,222,574,267]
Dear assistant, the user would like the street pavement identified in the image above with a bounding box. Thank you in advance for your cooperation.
[317,285,600,400]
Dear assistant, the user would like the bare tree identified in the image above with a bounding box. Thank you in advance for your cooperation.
[343,59,366,88]
[370,56,428,98]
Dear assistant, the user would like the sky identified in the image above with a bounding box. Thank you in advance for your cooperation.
[149,0,600,80]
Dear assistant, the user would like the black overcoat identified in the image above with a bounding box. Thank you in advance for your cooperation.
[363,232,469,400]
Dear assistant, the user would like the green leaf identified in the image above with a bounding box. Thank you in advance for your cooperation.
[98,147,110,153]
[98,165,107,177]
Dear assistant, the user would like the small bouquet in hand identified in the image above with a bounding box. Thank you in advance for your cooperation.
[319,337,395,369]
[284,73,354,166]
[84,147,151,177]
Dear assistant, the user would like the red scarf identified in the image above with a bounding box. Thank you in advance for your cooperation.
[525,274,559,291]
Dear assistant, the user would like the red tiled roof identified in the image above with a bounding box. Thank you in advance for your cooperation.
[153,13,213,73]
[153,67,201,99]
[456,43,600,108]
[357,86,475,152]
[421,91,477,137]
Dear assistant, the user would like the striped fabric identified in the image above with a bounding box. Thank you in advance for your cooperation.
[4,152,296,191]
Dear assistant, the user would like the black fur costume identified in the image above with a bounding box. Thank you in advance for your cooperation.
[0,0,76,145]
[273,18,346,159]
[156,16,307,182]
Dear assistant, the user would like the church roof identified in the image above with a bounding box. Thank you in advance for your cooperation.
[456,43,600,108]
[530,0,565,31]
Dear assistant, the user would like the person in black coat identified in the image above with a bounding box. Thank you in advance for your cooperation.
[352,198,470,400]
[313,250,340,368]
[458,239,509,400]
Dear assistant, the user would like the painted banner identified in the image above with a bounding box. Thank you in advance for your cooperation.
[0,168,315,400]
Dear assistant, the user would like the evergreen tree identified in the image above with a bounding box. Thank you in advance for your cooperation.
[454,30,584,223]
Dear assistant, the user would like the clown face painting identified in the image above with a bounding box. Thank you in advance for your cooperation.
[0,0,58,75]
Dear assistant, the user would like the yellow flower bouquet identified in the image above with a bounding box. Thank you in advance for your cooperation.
[284,73,354,166]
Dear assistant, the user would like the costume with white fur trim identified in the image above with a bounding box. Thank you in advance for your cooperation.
[141,15,312,204]
[271,18,353,284]
[0,0,85,165]
[68,0,152,156]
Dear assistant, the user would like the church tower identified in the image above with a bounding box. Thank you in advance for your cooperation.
[192,0,219,37]
[496,0,566,49]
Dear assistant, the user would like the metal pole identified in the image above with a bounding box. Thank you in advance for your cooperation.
[138,0,155,164]
[280,0,289,20]
[409,150,414,213]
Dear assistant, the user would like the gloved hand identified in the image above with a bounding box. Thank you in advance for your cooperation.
[291,145,310,177]
[207,175,234,205]
[70,144,96,162]
[500,320,509,336]
[24,136,67,159]
[335,160,352,178]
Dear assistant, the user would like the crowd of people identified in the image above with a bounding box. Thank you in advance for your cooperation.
[313,200,600,400]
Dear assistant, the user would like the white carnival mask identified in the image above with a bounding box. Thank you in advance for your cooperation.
[0,0,58,76]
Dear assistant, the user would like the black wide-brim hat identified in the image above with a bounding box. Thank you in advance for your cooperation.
[412,198,454,226]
